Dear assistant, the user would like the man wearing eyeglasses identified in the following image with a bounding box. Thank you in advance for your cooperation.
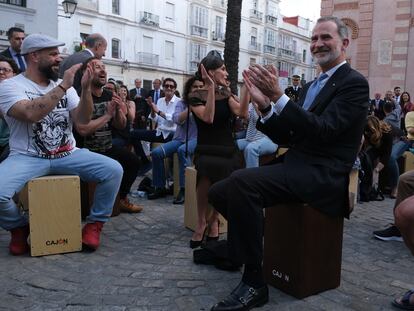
[129,78,179,179]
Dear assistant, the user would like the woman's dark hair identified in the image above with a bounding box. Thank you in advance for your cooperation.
[196,50,224,79]
[183,76,204,104]
[119,84,131,101]
[0,55,19,74]
[401,91,411,103]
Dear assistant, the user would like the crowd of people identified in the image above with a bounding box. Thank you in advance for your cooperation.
[0,16,414,310]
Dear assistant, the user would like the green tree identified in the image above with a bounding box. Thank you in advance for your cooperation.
[224,0,242,95]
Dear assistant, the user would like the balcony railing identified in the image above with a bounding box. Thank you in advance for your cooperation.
[264,45,276,55]
[266,15,277,26]
[212,31,225,42]
[139,11,160,27]
[249,41,262,52]
[191,25,208,38]
[250,9,263,21]
[212,0,227,9]
[189,60,199,72]
[137,52,159,66]
[278,48,294,58]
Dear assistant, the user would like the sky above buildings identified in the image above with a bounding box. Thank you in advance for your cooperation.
[279,0,321,21]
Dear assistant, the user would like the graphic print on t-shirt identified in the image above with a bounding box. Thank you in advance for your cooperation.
[32,111,72,156]
[25,90,74,158]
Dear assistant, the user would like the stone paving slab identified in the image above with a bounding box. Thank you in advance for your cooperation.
[0,189,411,310]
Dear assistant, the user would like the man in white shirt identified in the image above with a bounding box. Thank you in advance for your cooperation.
[130,78,179,175]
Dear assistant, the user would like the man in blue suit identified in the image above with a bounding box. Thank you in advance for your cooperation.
[208,16,369,311]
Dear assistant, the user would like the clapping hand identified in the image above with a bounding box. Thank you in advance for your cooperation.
[247,64,282,102]
[200,64,214,89]
[242,70,270,110]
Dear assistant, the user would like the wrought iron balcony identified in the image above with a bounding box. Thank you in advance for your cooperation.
[191,25,208,38]
[139,11,160,28]
[250,9,263,21]
[212,31,225,42]
[264,45,276,55]
[249,41,262,52]
[266,15,277,26]
[136,52,159,66]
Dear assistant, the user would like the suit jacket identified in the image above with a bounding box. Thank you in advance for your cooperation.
[284,86,302,103]
[130,87,150,129]
[370,99,385,119]
[59,50,95,95]
[257,63,369,217]
[0,48,12,59]
[148,89,165,103]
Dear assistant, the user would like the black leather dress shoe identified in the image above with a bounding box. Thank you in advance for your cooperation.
[173,188,185,204]
[147,187,167,200]
[211,281,269,311]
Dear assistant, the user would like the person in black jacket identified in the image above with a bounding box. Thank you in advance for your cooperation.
[207,16,369,311]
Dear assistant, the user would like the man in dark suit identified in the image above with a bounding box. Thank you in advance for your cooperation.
[370,92,385,118]
[208,16,369,311]
[284,74,302,103]
[130,78,149,129]
[0,27,26,72]
[59,33,107,93]
[147,78,165,105]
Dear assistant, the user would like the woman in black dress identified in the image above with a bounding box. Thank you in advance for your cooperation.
[189,50,245,247]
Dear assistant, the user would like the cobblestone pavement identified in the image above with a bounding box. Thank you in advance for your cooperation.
[0,186,412,311]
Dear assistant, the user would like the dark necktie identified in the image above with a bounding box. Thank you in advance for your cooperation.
[154,90,159,103]
[16,53,25,72]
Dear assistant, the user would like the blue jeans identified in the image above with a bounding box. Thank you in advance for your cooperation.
[388,140,412,189]
[151,138,197,188]
[237,137,278,168]
[0,149,123,230]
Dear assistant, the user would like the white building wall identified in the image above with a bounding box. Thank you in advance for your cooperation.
[0,0,58,50]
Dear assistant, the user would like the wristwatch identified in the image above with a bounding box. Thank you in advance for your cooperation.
[157,110,162,115]
[259,104,272,114]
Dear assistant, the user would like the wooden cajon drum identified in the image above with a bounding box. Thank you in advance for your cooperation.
[80,181,120,219]
[263,203,343,298]
[403,151,414,172]
[19,176,82,257]
[184,167,227,233]
[276,147,289,157]
[348,169,358,208]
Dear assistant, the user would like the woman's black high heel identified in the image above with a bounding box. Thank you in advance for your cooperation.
[190,226,207,249]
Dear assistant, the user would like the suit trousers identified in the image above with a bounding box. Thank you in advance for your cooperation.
[208,163,300,266]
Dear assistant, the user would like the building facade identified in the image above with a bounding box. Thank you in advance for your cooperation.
[0,0,58,50]
[321,0,414,96]
[0,0,317,94]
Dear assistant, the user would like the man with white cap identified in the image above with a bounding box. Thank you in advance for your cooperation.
[0,34,123,255]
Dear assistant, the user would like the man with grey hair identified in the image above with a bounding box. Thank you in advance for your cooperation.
[59,33,107,93]
[208,16,369,311]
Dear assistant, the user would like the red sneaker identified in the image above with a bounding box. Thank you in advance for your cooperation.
[82,222,104,250]
[9,225,30,256]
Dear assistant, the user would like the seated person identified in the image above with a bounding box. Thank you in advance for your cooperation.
[384,170,414,309]
[111,84,135,149]
[129,78,180,172]
[0,55,19,163]
[148,76,202,202]
[237,85,278,168]
[0,34,123,254]
[75,58,142,214]
[359,116,393,202]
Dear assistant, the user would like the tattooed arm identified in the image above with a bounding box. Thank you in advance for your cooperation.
[7,63,82,123]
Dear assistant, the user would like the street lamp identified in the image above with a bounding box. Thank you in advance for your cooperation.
[121,59,130,73]
[59,0,78,18]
